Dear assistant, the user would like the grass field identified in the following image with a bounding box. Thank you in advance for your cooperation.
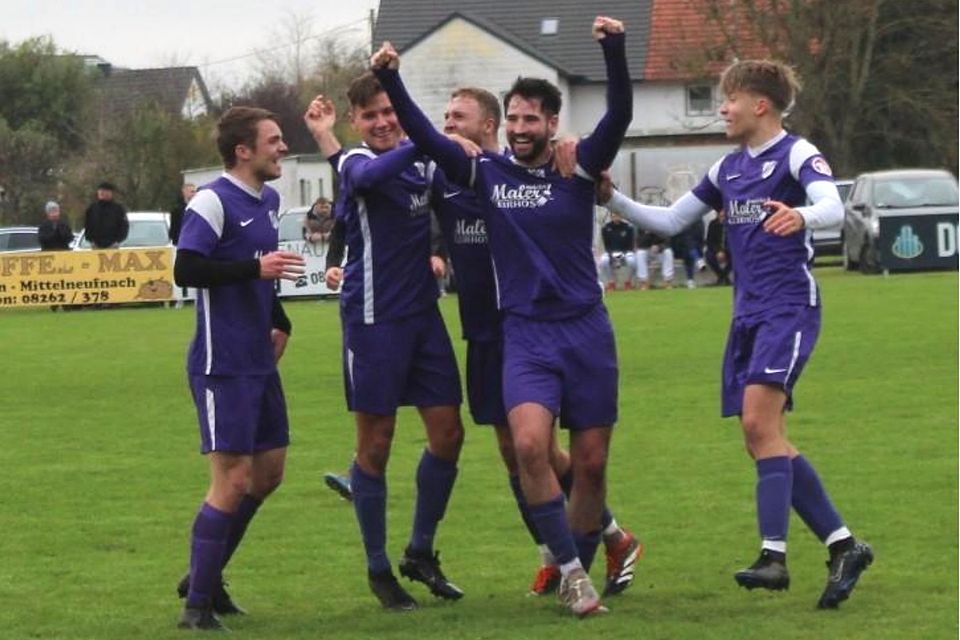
[0,267,956,639]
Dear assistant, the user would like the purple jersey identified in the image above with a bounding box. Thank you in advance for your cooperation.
[375,33,631,321]
[431,170,501,341]
[692,132,834,317]
[338,143,438,325]
[178,174,280,375]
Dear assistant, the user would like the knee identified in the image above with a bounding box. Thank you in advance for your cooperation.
[740,413,776,455]
[572,450,608,487]
[251,467,284,499]
[219,464,253,500]
[512,433,548,472]
[358,429,395,474]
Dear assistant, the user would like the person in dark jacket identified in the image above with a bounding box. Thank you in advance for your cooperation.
[37,201,74,250]
[83,181,128,248]
[168,183,197,245]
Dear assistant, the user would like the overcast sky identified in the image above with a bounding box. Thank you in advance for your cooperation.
[2,0,379,90]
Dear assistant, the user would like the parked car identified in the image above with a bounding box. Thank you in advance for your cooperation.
[0,226,41,253]
[843,169,959,273]
[810,179,852,256]
[73,211,171,249]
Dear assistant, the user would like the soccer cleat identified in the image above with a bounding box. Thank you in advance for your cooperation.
[177,575,247,616]
[323,472,353,501]
[398,547,464,600]
[817,541,874,609]
[177,606,229,632]
[603,530,644,596]
[368,569,419,611]
[557,567,607,618]
[528,564,562,596]
[734,549,790,591]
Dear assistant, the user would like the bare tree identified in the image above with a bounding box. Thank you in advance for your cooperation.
[679,0,957,175]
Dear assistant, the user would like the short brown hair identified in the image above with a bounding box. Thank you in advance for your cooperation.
[720,60,801,113]
[216,106,280,168]
[450,87,502,130]
[347,72,385,109]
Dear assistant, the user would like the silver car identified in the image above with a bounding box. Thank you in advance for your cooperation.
[843,169,959,272]
[0,226,40,253]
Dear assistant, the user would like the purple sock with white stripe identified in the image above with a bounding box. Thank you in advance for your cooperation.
[528,494,578,566]
[756,456,792,548]
[791,455,845,542]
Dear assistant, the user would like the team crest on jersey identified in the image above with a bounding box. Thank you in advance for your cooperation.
[811,157,833,176]
[761,161,778,179]
[269,209,279,229]
[491,183,553,209]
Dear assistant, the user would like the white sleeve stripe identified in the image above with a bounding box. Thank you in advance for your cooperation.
[188,189,225,238]
[706,157,723,188]
[338,148,377,173]
[574,164,593,181]
[789,139,821,180]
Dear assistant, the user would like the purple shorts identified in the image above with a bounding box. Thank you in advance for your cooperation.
[502,304,618,430]
[466,339,507,426]
[189,372,290,454]
[721,304,821,417]
[342,305,462,415]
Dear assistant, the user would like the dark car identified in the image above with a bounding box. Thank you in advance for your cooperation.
[843,169,959,272]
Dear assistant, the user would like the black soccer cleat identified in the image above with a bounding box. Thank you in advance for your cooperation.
[177,575,247,616]
[177,606,229,632]
[323,472,353,501]
[399,547,464,601]
[817,541,874,609]
[368,569,419,611]
[734,549,790,591]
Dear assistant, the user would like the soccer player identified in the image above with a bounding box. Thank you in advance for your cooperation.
[598,59,873,608]
[369,15,631,617]
[172,106,307,631]
[315,72,466,612]
[306,89,644,598]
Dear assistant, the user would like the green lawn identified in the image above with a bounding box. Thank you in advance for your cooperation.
[0,267,956,639]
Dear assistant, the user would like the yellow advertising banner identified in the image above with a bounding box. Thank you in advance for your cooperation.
[0,248,176,308]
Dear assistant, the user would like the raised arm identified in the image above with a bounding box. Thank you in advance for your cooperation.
[342,143,423,193]
[576,17,632,177]
[597,172,709,237]
[304,95,343,160]
[371,43,476,187]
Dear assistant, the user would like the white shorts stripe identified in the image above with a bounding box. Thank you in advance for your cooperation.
[785,330,802,383]
[205,387,216,450]
[201,288,213,374]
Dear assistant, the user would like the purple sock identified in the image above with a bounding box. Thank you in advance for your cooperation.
[186,502,233,608]
[409,449,458,553]
[601,507,614,531]
[573,530,602,572]
[351,462,390,574]
[756,456,792,544]
[791,455,845,542]
[221,494,262,569]
[508,474,543,544]
[528,494,578,566]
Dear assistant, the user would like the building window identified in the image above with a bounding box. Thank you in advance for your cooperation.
[541,18,559,35]
[299,179,312,206]
[686,85,714,116]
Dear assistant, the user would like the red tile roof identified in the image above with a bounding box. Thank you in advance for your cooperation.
[644,0,772,81]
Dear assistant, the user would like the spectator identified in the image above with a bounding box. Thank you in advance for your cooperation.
[672,217,706,289]
[635,230,674,289]
[599,212,637,290]
[37,201,73,251]
[303,197,335,244]
[169,183,197,245]
[83,181,128,249]
[705,211,732,285]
